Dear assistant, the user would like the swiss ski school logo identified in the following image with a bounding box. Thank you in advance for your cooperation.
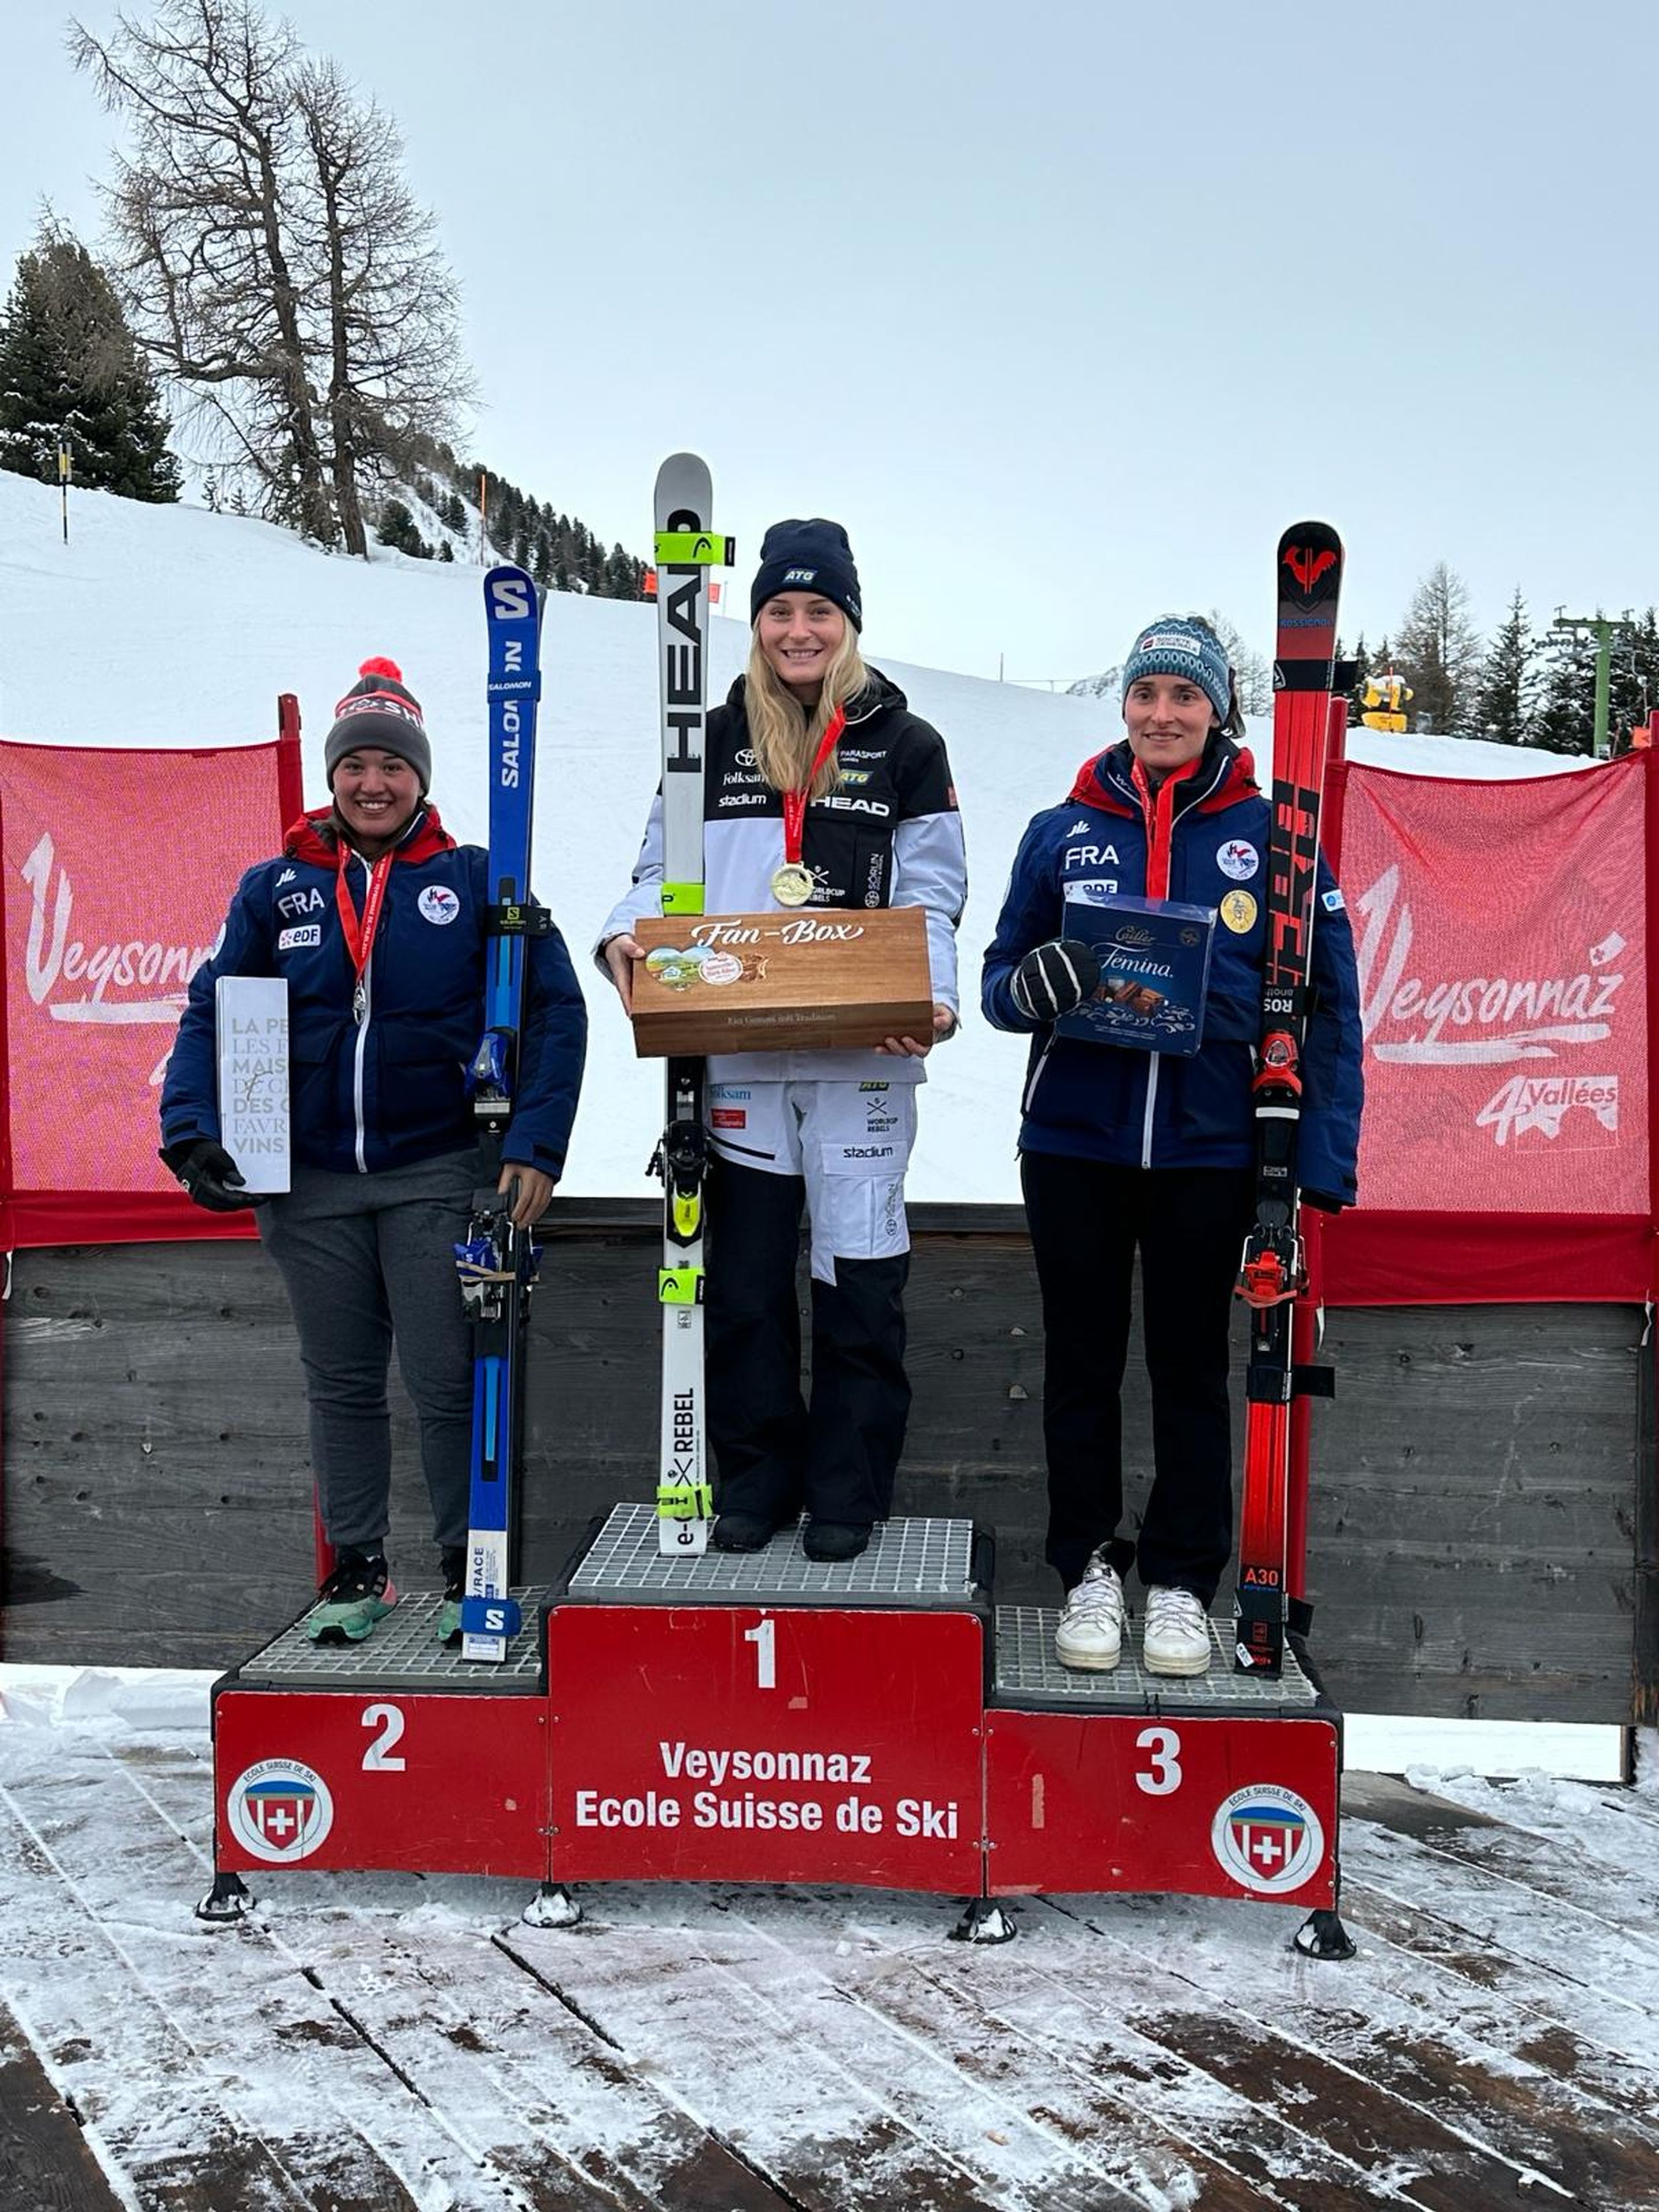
[418,885,460,926]
[1210,1783,1324,1895]
[227,1758,334,1863]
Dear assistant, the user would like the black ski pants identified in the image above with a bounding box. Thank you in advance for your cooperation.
[1020,1150,1255,1605]
[707,1157,910,1528]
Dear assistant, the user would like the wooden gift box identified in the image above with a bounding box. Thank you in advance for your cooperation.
[629,907,933,1056]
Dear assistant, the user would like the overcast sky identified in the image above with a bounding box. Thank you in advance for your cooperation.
[6,1,1656,687]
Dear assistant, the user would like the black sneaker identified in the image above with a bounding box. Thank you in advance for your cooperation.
[437,1546,466,1645]
[306,1550,396,1644]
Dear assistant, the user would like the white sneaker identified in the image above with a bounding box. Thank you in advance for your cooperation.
[1142,1587,1211,1676]
[1054,1554,1124,1670]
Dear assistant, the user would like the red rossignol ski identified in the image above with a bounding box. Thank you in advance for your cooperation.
[1233,522,1344,1678]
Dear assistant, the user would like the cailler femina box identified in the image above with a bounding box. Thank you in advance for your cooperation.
[630,907,933,1056]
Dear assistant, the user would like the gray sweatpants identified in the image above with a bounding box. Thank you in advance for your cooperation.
[259,1146,484,1554]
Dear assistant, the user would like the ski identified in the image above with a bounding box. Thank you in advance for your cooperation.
[1233,522,1344,1679]
[649,455,731,1555]
[457,562,546,1659]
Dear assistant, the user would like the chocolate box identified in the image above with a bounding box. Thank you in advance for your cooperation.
[629,907,934,1056]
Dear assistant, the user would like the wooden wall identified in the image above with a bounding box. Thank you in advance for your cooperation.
[2,1204,1650,1724]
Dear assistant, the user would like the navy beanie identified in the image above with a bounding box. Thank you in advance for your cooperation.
[1121,618,1232,724]
[750,518,863,631]
[324,656,431,791]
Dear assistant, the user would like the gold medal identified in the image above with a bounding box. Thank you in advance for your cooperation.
[771,862,815,907]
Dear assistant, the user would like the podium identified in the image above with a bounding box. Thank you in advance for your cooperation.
[203,1508,1349,1948]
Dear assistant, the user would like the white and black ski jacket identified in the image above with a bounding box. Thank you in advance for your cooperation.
[600,671,967,1086]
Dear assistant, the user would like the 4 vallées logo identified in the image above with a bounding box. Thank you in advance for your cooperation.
[1353,861,1631,1148]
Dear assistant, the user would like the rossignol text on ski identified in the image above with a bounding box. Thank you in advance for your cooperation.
[456,562,547,1657]
[1233,521,1344,1678]
[650,454,733,1554]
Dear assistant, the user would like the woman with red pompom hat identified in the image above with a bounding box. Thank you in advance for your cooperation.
[160,656,588,1645]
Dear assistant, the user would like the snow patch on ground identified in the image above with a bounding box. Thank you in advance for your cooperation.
[0,1665,215,1731]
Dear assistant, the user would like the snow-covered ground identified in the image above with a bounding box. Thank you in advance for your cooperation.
[1,1676,1656,2211]
[0,469,1590,1203]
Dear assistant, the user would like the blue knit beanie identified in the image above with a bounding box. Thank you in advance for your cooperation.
[1122,618,1231,724]
[750,518,863,630]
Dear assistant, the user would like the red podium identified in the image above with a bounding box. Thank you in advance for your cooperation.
[203,1508,1347,1950]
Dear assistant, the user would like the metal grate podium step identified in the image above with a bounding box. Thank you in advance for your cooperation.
[992,1604,1324,1714]
[567,1505,979,1608]
[231,1589,553,1692]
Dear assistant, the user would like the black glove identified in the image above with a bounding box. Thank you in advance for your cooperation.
[1010,938,1101,1022]
[161,1138,267,1214]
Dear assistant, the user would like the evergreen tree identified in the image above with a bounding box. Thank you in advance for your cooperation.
[602,541,642,599]
[1346,632,1372,724]
[1609,608,1659,748]
[0,223,181,500]
[1470,588,1537,744]
[1532,632,1596,755]
[437,539,453,562]
[1395,562,1482,733]
[374,495,427,557]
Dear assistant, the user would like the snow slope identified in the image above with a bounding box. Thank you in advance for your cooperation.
[0,470,1590,1201]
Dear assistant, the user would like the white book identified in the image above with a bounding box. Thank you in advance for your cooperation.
[215,975,290,1194]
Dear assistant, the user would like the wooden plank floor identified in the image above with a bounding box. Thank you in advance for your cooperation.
[2,1719,1657,2210]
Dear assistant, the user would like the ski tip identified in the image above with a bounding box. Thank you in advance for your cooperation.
[1277,522,1343,603]
[483,565,540,623]
[1277,520,1342,558]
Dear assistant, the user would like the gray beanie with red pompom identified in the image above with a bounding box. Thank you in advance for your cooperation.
[323,657,431,791]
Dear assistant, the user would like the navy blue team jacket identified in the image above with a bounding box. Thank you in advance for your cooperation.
[981,732,1362,1200]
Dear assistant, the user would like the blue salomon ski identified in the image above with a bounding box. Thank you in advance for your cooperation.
[456,563,544,1660]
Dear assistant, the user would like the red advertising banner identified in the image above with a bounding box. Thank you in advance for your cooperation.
[0,733,298,1249]
[1324,753,1653,1303]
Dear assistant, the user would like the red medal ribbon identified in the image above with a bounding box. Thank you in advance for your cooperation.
[334,843,395,1013]
[779,705,847,866]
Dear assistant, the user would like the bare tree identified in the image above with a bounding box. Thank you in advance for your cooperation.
[1199,609,1271,717]
[70,0,472,553]
[294,58,472,555]
[71,0,336,540]
[1394,562,1483,733]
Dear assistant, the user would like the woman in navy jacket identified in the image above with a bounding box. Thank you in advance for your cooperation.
[982,616,1361,1679]
[160,657,587,1644]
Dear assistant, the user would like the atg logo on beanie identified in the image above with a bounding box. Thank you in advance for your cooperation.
[751,520,863,630]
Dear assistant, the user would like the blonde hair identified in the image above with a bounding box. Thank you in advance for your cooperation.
[744,620,870,798]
